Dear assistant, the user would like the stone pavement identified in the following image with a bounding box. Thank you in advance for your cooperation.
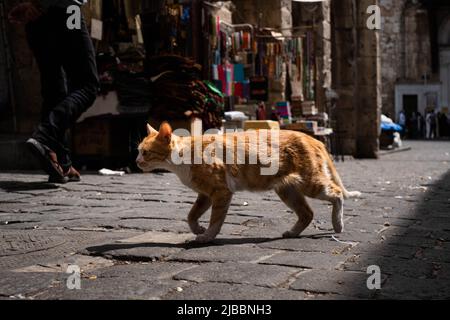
[1,141,450,300]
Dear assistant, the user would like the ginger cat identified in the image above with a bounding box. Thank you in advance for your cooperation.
[137,122,361,243]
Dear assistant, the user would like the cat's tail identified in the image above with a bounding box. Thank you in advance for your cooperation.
[326,156,362,200]
[343,190,363,199]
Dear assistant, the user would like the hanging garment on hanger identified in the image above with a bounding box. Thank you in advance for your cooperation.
[289,62,304,101]
[234,64,245,82]
[212,64,219,80]
[242,31,250,50]
[223,63,234,96]
[234,82,243,98]
[210,15,218,49]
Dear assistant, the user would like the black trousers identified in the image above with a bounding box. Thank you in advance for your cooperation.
[26,7,99,170]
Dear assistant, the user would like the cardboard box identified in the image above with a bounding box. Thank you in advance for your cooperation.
[291,100,303,118]
[302,101,318,116]
[244,120,280,131]
[285,121,318,133]
[234,104,257,119]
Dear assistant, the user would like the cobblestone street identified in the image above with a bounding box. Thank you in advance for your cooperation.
[1,141,450,300]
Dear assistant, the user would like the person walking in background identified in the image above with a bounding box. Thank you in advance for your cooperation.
[398,110,406,137]
[438,111,449,138]
[426,110,437,139]
[8,0,98,183]
[446,113,450,138]
[417,112,425,139]
[410,112,418,139]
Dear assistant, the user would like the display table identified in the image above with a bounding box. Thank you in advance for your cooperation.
[283,124,334,152]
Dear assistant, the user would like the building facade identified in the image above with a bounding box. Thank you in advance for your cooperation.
[380,0,450,120]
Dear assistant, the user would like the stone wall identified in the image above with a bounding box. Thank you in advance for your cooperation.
[355,0,382,158]
[403,4,432,81]
[332,0,357,155]
[379,0,434,117]
[0,2,8,118]
[2,0,42,135]
[379,0,406,117]
[332,0,381,158]
[232,0,284,29]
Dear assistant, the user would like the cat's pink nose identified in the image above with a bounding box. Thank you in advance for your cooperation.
[136,155,145,167]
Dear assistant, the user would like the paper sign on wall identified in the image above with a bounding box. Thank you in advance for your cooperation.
[91,18,103,41]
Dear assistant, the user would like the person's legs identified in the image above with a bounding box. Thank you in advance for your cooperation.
[26,13,68,132]
[30,7,99,174]
[25,11,71,181]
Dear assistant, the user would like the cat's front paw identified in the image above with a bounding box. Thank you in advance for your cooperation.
[332,219,344,234]
[194,234,215,244]
[190,224,206,235]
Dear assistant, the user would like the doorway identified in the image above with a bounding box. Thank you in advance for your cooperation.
[403,94,418,119]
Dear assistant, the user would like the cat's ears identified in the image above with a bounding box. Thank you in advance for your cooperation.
[157,122,172,144]
[146,122,172,144]
[146,123,158,136]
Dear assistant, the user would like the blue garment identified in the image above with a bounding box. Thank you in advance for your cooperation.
[234,64,245,82]
[381,122,403,132]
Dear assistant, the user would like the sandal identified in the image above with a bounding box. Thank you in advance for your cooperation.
[27,138,68,184]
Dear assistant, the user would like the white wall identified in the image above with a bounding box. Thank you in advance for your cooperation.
[395,83,441,117]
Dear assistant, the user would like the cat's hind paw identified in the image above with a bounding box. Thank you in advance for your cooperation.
[282,231,299,239]
[333,224,344,234]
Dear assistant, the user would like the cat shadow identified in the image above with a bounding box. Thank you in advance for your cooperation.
[85,242,188,253]
[85,232,336,255]
[85,237,273,254]
[190,237,275,247]
[197,233,336,247]
[0,180,59,192]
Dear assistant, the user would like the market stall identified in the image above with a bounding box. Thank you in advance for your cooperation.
[74,0,225,169]
[202,2,332,141]
[73,0,333,169]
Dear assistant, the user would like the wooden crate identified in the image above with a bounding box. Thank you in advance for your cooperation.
[73,117,129,157]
